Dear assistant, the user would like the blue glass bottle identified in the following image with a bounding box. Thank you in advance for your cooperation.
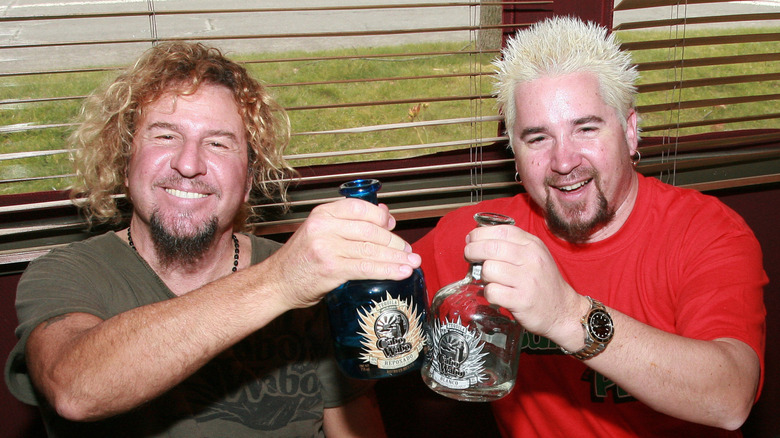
[325,179,428,379]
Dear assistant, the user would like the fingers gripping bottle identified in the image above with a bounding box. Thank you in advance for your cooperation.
[421,212,524,401]
[325,179,428,379]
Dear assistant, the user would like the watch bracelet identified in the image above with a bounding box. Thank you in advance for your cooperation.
[559,296,611,360]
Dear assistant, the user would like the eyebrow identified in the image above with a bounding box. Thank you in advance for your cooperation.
[520,126,547,138]
[146,121,178,132]
[573,115,605,125]
[146,122,239,141]
[519,115,606,138]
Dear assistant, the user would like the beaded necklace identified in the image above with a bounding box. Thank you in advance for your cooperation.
[127,228,239,273]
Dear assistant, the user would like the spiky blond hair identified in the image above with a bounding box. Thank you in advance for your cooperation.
[493,16,638,146]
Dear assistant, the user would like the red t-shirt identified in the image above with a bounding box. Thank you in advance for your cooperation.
[413,174,767,437]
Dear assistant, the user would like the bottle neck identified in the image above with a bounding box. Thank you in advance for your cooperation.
[469,262,484,283]
[339,179,381,205]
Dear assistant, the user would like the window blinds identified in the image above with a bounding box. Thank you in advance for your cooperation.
[1,0,778,268]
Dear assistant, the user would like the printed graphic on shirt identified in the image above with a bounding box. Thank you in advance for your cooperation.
[356,292,426,369]
[581,369,636,403]
[522,331,561,353]
[521,332,635,403]
[184,311,326,432]
[428,317,488,389]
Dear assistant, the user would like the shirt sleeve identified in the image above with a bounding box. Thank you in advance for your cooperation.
[5,234,166,406]
[671,196,767,397]
[5,246,114,405]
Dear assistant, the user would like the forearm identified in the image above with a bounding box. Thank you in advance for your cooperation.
[28,267,290,421]
[470,219,763,431]
[28,200,420,422]
[573,308,760,430]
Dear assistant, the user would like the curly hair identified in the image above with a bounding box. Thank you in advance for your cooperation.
[69,41,293,229]
[493,16,639,148]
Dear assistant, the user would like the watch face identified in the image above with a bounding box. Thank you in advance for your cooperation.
[588,310,614,342]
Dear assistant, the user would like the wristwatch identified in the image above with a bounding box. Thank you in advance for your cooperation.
[560,296,614,360]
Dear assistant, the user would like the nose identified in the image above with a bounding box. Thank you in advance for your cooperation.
[549,136,582,175]
[170,140,207,178]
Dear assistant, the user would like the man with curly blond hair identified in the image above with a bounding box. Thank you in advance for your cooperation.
[6,42,418,437]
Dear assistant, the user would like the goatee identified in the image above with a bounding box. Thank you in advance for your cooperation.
[149,213,219,268]
[545,182,614,244]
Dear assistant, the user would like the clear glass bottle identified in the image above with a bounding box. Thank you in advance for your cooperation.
[325,179,428,379]
[421,212,524,401]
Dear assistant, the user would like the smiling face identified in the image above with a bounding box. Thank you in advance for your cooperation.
[512,72,639,243]
[126,83,250,247]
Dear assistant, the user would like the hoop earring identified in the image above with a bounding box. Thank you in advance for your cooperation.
[631,150,641,166]
[514,172,522,184]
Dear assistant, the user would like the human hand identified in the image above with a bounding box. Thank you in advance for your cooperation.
[262,198,421,310]
[463,224,585,342]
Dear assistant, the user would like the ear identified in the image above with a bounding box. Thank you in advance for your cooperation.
[625,108,639,155]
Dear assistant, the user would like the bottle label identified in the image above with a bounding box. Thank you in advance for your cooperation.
[355,292,426,370]
[429,317,488,389]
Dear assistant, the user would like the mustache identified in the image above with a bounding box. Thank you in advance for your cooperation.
[544,168,597,187]
[153,176,221,198]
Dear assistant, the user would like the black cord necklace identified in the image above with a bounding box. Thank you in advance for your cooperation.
[127,228,239,273]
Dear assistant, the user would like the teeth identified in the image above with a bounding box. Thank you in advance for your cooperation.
[559,180,588,192]
[166,189,207,199]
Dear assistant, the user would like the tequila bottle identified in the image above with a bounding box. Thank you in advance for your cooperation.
[325,179,428,379]
[421,212,523,401]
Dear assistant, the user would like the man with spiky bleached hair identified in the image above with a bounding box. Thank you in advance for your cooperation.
[414,16,766,436]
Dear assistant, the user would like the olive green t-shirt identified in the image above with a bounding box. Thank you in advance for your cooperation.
[5,232,371,437]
